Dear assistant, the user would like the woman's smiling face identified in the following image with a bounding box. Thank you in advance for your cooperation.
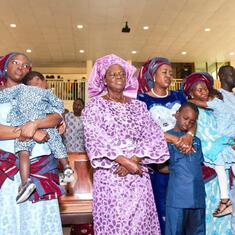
[190,81,209,101]
[104,64,126,93]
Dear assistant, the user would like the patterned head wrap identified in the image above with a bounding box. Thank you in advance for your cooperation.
[138,57,171,93]
[182,72,214,96]
[88,54,138,98]
[0,52,32,86]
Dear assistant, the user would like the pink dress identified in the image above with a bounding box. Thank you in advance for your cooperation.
[82,96,169,235]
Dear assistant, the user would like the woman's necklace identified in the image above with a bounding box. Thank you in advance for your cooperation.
[151,88,169,98]
[107,94,126,103]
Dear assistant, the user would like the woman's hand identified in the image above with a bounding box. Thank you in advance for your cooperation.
[33,130,49,143]
[14,127,27,141]
[121,158,143,175]
[20,121,38,139]
[116,156,143,176]
[131,155,141,164]
[57,121,66,135]
[114,165,129,177]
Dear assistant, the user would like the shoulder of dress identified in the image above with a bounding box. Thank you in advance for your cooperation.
[137,92,150,101]
[131,98,147,108]
[84,96,104,110]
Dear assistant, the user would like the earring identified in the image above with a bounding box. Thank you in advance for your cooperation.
[104,82,107,86]
[4,69,7,72]
[191,95,194,98]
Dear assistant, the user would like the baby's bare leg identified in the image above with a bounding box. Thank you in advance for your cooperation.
[18,150,30,185]
[59,157,69,169]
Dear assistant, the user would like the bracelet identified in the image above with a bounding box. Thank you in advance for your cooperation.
[187,131,194,137]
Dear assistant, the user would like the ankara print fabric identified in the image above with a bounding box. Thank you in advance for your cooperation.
[63,112,85,152]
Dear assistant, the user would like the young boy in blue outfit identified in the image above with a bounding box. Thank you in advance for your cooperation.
[165,102,206,235]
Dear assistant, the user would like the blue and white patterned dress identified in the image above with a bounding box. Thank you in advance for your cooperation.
[196,107,235,168]
[219,88,235,234]
[0,102,63,235]
[196,107,232,235]
[0,84,67,159]
[207,97,235,138]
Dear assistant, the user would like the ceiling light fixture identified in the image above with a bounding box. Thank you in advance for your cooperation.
[26,49,32,53]
[77,25,84,29]
[181,51,187,55]
[122,22,131,33]
[10,23,16,28]
[143,26,149,30]
[229,52,234,56]
[204,28,211,32]
[79,49,85,53]
[131,50,137,54]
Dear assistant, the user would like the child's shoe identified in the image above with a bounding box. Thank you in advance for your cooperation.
[16,179,36,204]
[63,166,74,183]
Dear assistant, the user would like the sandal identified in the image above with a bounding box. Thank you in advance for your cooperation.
[63,166,75,183]
[213,199,232,217]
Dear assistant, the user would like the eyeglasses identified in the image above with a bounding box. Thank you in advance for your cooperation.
[106,71,126,79]
[11,60,31,70]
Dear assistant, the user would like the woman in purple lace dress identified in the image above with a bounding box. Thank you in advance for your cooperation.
[82,54,170,235]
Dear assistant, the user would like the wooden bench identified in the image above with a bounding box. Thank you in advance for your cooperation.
[59,152,93,224]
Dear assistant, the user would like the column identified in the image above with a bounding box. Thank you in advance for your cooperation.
[85,60,93,103]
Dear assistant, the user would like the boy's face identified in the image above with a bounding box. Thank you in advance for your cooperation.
[175,107,197,132]
[27,76,48,89]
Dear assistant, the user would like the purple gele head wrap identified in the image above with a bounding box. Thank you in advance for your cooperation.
[88,54,138,98]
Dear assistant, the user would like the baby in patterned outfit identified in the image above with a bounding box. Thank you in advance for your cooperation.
[0,71,73,204]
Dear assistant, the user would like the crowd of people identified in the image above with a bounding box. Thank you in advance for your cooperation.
[0,51,234,235]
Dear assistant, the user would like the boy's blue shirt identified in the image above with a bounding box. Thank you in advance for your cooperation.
[166,129,206,208]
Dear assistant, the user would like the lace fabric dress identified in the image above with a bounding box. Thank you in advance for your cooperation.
[82,96,170,235]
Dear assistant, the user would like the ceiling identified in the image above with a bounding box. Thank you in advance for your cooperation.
[1,0,235,67]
